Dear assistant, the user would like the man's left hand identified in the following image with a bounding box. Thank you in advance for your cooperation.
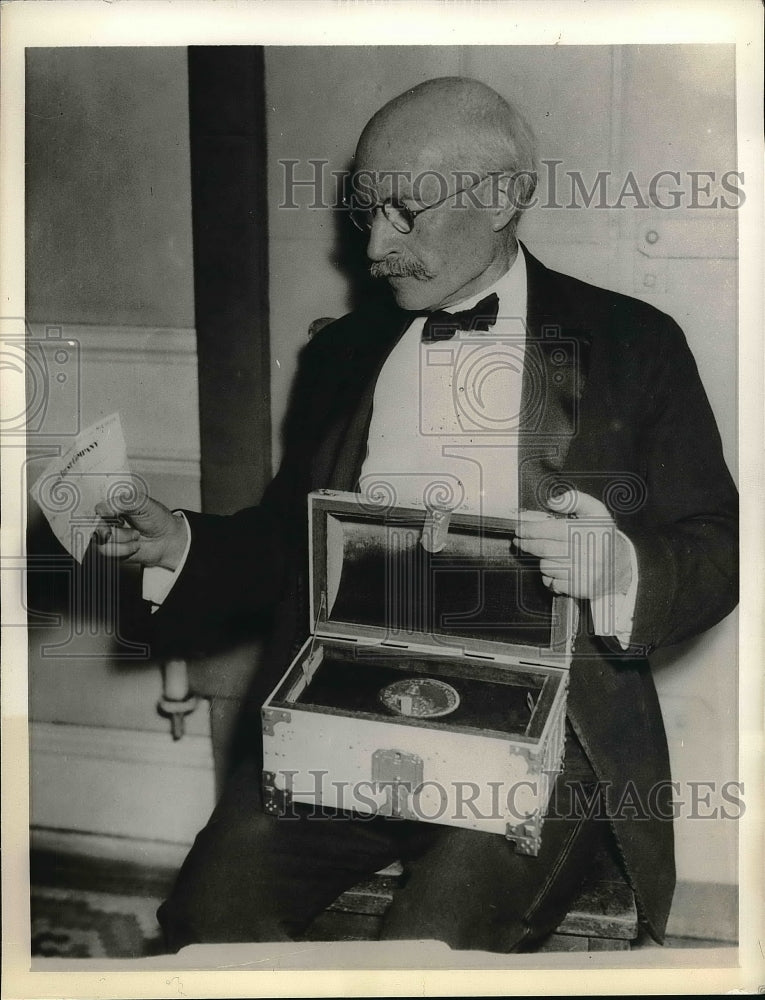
[514,490,633,600]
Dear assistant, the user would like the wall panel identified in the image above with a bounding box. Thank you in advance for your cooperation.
[25,49,207,844]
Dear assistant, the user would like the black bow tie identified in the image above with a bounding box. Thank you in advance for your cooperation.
[421,292,500,343]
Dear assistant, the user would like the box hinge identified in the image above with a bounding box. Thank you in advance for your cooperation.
[301,614,325,685]
[371,749,424,820]
[301,647,323,684]
[262,706,291,736]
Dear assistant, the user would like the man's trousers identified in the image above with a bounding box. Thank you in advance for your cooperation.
[157,723,614,953]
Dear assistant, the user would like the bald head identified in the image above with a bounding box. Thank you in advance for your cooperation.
[351,77,537,310]
[355,77,537,213]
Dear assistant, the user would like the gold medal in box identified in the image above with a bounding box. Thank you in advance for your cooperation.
[379,677,460,719]
[261,490,578,856]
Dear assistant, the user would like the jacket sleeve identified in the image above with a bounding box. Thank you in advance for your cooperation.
[141,333,327,656]
[619,317,738,655]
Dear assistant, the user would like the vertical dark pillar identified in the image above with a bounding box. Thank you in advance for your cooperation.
[188,47,271,515]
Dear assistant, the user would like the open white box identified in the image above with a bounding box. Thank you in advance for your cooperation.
[262,490,579,855]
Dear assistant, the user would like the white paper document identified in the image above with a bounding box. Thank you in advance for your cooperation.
[30,412,132,562]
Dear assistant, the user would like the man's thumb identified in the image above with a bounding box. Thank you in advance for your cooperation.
[548,489,609,518]
[105,473,150,516]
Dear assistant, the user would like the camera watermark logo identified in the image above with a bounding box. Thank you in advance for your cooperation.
[16,554,150,660]
[419,323,579,438]
[534,472,648,518]
[1,318,82,439]
[358,473,466,516]
[31,469,147,562]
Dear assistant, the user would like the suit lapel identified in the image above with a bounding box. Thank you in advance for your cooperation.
[312,306,412,492]
[519,245,592,510]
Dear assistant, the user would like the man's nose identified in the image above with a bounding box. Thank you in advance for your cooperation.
[365,209,404,262]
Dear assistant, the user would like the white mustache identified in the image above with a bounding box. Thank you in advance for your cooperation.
[370,258,433,280]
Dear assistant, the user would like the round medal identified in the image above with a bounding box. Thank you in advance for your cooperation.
[379,677,460,719]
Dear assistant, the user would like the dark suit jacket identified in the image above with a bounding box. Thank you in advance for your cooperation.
[149,245,738,942]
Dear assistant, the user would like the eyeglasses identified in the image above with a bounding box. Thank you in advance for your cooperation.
[346,174,493,235]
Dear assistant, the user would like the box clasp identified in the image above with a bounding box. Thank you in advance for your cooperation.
[372,748,424,820]
[421,507,451,553]
[506,813,543,856]
[262,770,293,816]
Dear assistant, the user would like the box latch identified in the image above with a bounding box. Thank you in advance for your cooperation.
[421,508,451,553]
[372,748,424,820]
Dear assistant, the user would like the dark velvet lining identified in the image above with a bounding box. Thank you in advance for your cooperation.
[296,653,544,736]
[329,519,554,648]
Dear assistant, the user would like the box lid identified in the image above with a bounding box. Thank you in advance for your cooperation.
[308,490,578,669]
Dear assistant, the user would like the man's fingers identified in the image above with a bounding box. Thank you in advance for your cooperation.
[541,570,581,598]
[101,474,151,518]
[539,558,570,579]
[93,522,140,544]
[516,515,569,543]
[547,489,610,519]
[95,499,145,530]
[92,491,181,569]
[541,573,571,595]
[516,510,552,522]
[109,526,141,544]
[515,536,569,559]
[95,486,172,540]
[94,502,128,528]
[94,537,142,560]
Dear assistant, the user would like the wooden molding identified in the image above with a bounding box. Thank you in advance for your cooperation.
[31,720,213,769]
[666,880,738,944]
[28,322,198,364]
[31,826,189,871]
[30,721,215,844]
[25,321,203,473]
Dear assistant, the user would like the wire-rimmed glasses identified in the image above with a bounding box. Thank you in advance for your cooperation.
[346,173,493,234]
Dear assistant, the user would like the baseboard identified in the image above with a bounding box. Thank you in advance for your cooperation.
[30,827,190,870]
[30,721,216,845]
[667,879,738,944]
[30,828,186,899]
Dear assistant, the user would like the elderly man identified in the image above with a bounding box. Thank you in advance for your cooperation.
[97,77,738,952]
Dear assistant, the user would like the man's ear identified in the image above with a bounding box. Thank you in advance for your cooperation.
[489,173,520,232]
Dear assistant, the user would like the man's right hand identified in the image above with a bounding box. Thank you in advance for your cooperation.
[93,482,189,571]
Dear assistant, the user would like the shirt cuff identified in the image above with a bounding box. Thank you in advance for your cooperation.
[141,511,191,613]
[589,531,639,649]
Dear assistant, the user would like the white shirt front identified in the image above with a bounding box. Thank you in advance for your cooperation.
[360,248,528,519]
